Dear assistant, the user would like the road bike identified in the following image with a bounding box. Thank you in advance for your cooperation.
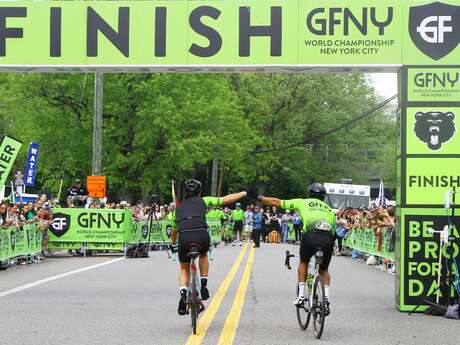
[186,245,205,335]
[285,249,327,339]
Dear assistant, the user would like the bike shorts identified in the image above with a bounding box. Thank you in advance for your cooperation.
[178,230,210,263]
[299,230,334,270]
[233,221,243,233]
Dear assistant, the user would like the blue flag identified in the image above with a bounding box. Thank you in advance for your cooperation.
[24,143,39,187]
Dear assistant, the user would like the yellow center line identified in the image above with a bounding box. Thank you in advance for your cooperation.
[217,246,255,345]
[185,243,249,345]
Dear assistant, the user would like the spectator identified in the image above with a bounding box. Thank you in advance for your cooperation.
[252,205,263,248]
[292,211,302,244]
[269,206,280,234]
[244,205,254,243]
[231,202,244,246]
[280,210,292,244]
[66,179,87,208]
[262,207,271,242]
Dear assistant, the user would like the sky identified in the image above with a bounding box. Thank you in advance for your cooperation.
[367,73,398,100]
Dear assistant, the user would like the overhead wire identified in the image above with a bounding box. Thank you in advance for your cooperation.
[253,94,398,155]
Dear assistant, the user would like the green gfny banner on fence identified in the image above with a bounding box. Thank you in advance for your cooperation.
[0,0,458,70]
[0,135,22,188]
[130,219,222,244]
[0,223,42,262]
[344,227,395,261]
[48,208,131,250]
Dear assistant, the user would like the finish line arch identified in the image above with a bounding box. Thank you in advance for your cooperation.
[1,0,459,312]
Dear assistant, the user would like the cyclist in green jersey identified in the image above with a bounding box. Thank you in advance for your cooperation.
[171,179,247,315]
[250,183,335,314]
[231,203,245,246]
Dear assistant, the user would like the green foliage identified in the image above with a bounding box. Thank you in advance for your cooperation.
[0,72,395,201]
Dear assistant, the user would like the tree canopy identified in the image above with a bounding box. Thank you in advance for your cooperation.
[0,72,396,201]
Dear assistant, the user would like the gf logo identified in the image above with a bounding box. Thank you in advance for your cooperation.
[417,16,452,43]
[408,2,460,61]
[52,218,68,231]
[49,212,71,237]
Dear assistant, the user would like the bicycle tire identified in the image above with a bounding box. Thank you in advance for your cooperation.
[295,283,311,330]
[312,275,326,339]
[190,268,198,335]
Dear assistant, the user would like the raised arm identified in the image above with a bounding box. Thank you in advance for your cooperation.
[258,196,282,208]
[221,191,247,205]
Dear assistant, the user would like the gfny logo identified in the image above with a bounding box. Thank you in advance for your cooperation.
[409,2,460,60]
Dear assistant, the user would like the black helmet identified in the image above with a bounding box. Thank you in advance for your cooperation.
[307,183,326,201]
[184,179,202,198]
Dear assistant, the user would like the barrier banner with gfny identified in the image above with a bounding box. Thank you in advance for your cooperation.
[344,227,396,262]
[0,223,42,262]
[0,135,23,188]
[48,208,131,251]
[130,219,222,244]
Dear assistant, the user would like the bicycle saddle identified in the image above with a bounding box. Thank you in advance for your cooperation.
[186,244,202,258]
[314,248,324,258]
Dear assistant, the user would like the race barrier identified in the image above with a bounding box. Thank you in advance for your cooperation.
[0,223,42,263]
[344,227,396,262]
[130,219,223,245]
[48,208,224,251]
[48,208,131,251]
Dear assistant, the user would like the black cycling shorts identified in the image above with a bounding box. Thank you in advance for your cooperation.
[299,230,334,270]
[178,230,210,263]
[233,220,243,233]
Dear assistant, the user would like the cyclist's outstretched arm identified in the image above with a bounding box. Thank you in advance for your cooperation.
[258,196,282,208]
[221,191,247,205]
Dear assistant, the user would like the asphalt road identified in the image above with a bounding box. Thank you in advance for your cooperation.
[0,244,458,345]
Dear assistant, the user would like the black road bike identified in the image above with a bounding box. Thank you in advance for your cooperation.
[285,249,327,339]
[186,245,205,335]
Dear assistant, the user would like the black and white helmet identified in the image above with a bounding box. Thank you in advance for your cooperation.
[184,179,202,197]
[307,183,326,201]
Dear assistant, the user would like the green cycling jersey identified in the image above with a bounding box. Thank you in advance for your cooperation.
[281,198,336,233]
[231,209,245,222]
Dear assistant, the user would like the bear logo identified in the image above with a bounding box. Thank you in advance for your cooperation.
[414,111,456,150]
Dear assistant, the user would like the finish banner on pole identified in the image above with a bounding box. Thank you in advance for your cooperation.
[0,135,22,189]
[23,142,39,187]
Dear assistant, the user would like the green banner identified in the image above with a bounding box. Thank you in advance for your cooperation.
[0,135,22,188]
[0,1,458,70]
[48,208,131,247]
[407,68,460,102]
[129,219,222,244]
[0,223,42,262]
[343,227,395,262]
[398,208,460,312]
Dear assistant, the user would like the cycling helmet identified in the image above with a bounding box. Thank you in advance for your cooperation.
[184,179,202,198]
[307,183,326,201]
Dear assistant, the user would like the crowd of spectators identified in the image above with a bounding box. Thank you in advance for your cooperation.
[335,205,396,255]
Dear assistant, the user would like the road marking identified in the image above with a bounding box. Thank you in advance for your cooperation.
[0,257,125,298]
[185,244,249,345]
[217,246,255,345]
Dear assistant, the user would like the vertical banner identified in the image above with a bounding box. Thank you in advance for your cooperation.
[24,142,40,187]
[0,136,23,189]
[397,65,460,311]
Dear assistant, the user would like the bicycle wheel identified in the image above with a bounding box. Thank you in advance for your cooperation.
[312,275,326,339]
[190,269,198,335]
[295,283,311,330]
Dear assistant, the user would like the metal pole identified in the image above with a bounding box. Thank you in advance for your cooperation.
[211,155,218,196]
[92,73,103,176]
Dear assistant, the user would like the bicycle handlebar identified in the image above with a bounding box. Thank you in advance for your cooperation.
[285,250,295,270]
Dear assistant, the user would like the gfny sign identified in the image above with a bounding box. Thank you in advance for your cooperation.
[0,1,458,69]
